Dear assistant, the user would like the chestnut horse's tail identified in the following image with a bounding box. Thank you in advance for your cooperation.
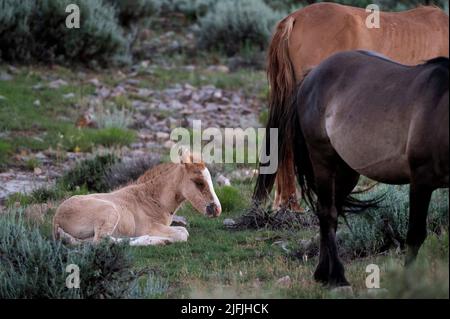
[52,221,59,240]
[267,16,296,118]
[252,16,297,202]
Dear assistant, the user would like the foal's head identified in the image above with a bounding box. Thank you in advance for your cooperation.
[178,152,222,218]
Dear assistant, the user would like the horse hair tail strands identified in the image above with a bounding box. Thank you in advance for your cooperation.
[267,15,296,116]
[52,222,60,240]
[253,16,296,203]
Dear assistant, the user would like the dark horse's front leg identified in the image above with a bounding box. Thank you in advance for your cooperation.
[314,207,350,287]
[405,182,433,265]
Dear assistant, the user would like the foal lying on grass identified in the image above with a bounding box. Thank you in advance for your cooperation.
[53,152,221,246]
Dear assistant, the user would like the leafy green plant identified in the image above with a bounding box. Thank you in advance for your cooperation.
[215,185,247,214]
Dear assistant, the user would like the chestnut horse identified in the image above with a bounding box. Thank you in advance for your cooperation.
[255,51,449,286]
[53,151,222,246]
[267,3,449,210]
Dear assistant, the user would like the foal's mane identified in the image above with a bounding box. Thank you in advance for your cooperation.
[136,162,179,184]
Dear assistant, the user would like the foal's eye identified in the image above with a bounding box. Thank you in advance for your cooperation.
[192,179,205,189]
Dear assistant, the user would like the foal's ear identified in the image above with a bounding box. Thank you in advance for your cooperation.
[178,147,192,164]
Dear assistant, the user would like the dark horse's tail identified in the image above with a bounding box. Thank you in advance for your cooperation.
[254,84,383,214]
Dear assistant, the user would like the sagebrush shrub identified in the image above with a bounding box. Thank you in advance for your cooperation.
[339,185,449,258]
[159,0,218,20]
[104,155,162,190]
[60,154,119,193]
[197,0,283,55]
[106,0,160,26]
[0,212,151,298]
[0,0,128,65]
[0,0,35,61]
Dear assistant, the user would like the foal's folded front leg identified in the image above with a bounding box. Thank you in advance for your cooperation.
[148,223,190,243]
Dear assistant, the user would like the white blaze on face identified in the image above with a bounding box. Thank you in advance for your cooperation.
[201,167,222,213]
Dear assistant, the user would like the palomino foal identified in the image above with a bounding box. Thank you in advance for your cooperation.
[53,153,221,246]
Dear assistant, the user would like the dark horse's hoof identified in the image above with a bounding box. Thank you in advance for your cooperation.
[313,268,330,284]
[314,266,351,287]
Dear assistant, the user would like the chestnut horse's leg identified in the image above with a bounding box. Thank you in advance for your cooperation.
[405,182,433,265]
[274,147,302,211]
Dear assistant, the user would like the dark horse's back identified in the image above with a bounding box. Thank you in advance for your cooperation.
[296,51,449,187]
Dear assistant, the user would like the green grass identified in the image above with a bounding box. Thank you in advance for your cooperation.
[0,139,12,167]
[0,67,136,164]
[135,66,267,96]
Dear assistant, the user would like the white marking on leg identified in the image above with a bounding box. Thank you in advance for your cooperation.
[127,235,173,246]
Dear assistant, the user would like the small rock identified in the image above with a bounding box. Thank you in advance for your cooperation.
[137,88,153,97]
[276,276,292,288]
[63,93,75,99]
[207,65,230,73]
[33,99,41,107]
[216,174,231,186]
[33,167,42,175]
[168,99,183,110]
[223,218,236,228]
[32,83,44,91]
[126,79,141,86]
[111,85,126,97]
[0,95,6,101]
[164,140,175,149]
[88,78,101,87]
[130,142,144,150]
[0,72,13,81]
[8,65,19,74]
[48,79,68,89]
[96,87,111,98]
[171,215,188,227]
[183,65,196,72]
[156,132,170,141]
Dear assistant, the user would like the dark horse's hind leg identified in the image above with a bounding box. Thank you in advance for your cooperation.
[311,155,359,287]
[405,181,434,266]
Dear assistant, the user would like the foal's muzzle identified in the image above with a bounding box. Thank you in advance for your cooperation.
[206,203,221,217]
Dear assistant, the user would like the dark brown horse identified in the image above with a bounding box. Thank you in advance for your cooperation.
[255,51,449,286]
